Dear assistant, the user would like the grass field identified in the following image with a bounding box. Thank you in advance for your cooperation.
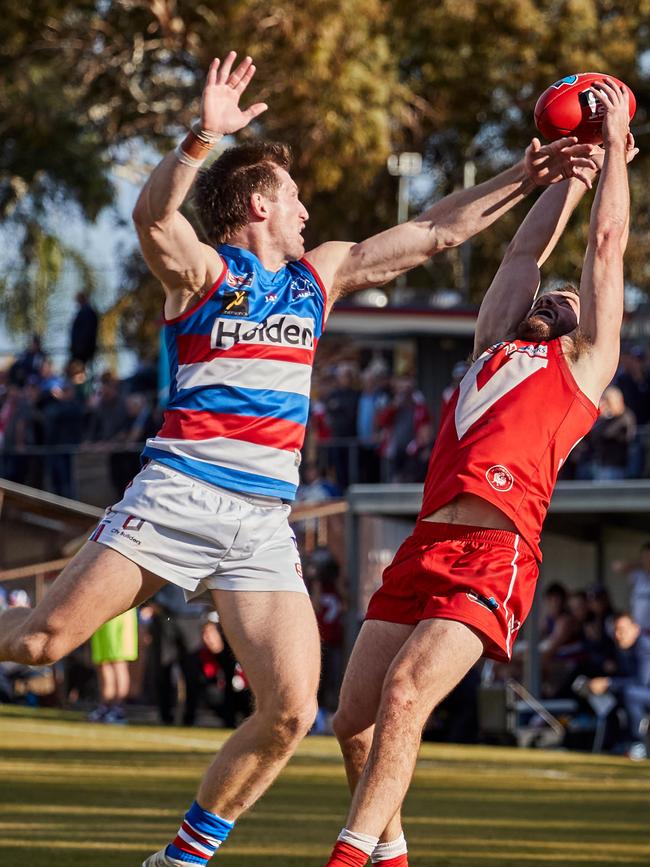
[1,706,649,867]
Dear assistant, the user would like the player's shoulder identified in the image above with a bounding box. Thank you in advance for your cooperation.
[303,241,356,294]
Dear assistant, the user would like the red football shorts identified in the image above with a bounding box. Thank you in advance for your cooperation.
[365,521,539,662]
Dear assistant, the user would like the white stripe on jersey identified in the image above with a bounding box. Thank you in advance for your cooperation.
[176,356,313,397]
[146,435,299,485]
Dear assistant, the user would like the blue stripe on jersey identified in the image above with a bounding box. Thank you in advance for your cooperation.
[169,385,310,425]
[142,447,298,499]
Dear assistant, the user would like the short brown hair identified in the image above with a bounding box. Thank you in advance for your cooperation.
[193,141,292,245]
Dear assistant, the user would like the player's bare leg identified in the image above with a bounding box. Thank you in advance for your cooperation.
[325,619,484,866]
[0,542,164,665]
[145,589,321,866]
[197,589,320,815]
[332,620,413,859]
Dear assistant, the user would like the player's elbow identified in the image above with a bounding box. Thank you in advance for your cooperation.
[591,221,627,256]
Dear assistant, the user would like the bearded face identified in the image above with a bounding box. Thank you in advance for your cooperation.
[516,291,579,342]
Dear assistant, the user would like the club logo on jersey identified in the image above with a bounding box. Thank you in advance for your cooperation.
[550,74,579,89]
[220,289,250,317]
[290,277,315,300]
[122,515,145,531]
[225,270,254,289]
[211,313,315,350]
[486,464,514,492]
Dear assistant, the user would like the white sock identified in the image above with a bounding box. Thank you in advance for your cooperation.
[371,832,408,862]
[337,828,380,856]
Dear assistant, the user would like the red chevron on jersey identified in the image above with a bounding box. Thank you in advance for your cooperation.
[419,338,598,559]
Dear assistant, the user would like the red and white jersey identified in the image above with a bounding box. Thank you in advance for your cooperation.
[419,338,598,559]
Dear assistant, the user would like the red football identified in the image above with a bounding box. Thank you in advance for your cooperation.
[534,73,636,144]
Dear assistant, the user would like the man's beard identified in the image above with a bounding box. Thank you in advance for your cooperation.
[516,315,553,341]
[516,309,578,342]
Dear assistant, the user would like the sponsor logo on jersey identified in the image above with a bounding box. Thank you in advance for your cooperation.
[211,313,315,350]
[290,277,315,300]
[225,270,254,289]
[550,74,579,89]
[486,464,514,492]
[265,293,278,303]
[219,289,250,317]
[503,342,548,358]
[122,515,145,531]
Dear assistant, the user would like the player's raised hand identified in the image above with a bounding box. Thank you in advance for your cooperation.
[589,132,639,171]
[592,78,631,148]
[524,136,598,189]
[201,52,268,136]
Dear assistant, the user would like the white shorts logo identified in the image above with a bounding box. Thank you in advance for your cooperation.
[486,465,514,492]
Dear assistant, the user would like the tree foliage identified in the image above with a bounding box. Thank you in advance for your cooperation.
[1,0,650,343]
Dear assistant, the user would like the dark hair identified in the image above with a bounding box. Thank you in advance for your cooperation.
[544,582,567,601]
[193,141,292,245]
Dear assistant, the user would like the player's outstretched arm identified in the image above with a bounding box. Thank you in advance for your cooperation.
[305,137,596,308]
[472,174,595,358]
[571,79,633,403]
[132,53,267,307]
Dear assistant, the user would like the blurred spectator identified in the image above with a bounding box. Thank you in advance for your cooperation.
[615,345,650,425]
[539,582,583,695]
[588,386,636,480]
[612,542,650,638]
[305,548,344,733]
[296,462,340,504]
[439,360,470,421]
[88,608,139,724]
[588,613,650,759]
[8,589,31,608]
[69,292,98,367]
[378,374,431,482]
[356,362,390,483]
[1,381,44,487]
[324,363,360,488]
[199,615,253,727]
[109,393,157,493]
[86,372,129,442]
[86,372,130,495]
[146,584,204,727]
[43,380,84,498]
[8,335,45,387]
[400,420,435,483]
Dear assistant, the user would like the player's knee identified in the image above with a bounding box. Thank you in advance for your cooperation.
[382,675,421,718]
[332,708,366,744]
[266,697,318,747]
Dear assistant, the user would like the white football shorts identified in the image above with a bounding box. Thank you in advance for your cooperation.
[89,460,306,600]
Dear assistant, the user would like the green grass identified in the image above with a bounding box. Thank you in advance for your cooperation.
[1,706,649,866]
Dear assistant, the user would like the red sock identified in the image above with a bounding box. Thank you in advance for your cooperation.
[325,840,370,867]
[373,856,409,867]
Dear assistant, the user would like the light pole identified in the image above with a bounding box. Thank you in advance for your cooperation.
[387,152,422,291]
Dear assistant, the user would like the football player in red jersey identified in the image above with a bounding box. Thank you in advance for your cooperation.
[324,80,636,867]
[0,53,599,867]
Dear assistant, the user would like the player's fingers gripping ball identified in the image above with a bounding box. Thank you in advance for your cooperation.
[534,73,636,144]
